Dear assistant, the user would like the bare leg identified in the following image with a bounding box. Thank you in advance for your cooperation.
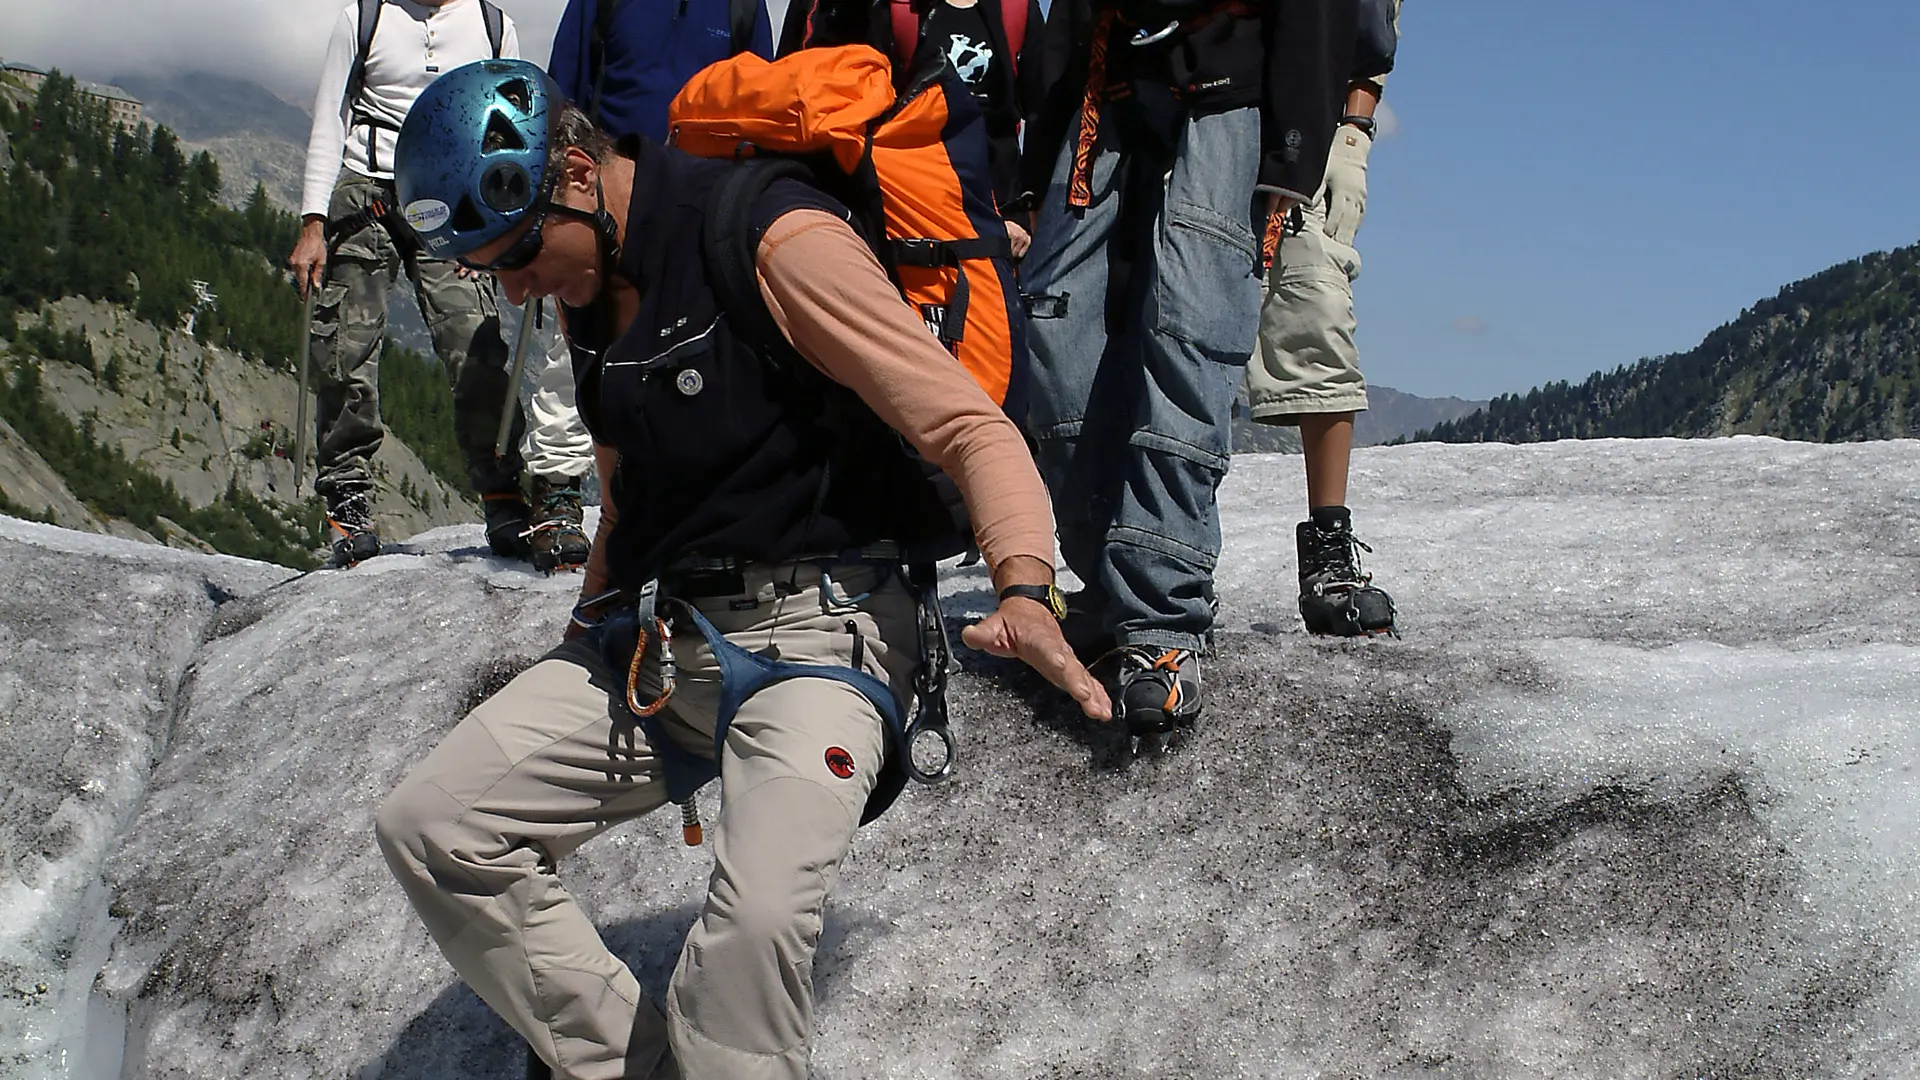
[1298,411,1356,510]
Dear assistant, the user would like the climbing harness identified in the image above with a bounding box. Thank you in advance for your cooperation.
[573,554,958,845]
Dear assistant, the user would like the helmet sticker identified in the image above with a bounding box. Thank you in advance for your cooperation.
[824,747,856,779]
[404,199,451,233]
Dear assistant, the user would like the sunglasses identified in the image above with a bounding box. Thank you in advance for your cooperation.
[458,198,609,274]
[460,202,552,273]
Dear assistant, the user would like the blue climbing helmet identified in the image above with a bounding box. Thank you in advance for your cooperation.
[394,59,561,259]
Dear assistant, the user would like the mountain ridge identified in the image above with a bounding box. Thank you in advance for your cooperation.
[1413,240,1920,444]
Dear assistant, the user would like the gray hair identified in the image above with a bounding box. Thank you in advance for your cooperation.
[548,104,614,174]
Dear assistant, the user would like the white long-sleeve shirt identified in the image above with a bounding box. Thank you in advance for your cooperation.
[301,0,521,218]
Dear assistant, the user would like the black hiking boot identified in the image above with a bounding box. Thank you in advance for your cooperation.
[482,490,534,559]
[527,475,591,574]
[1297,506,1397,637]
[1092,645,1202,751]
[324,486,382,568]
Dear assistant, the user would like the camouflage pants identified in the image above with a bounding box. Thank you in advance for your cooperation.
[308,171,525,499]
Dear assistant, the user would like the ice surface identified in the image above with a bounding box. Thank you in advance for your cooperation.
[0,517,292,1080]
[4,435,1920,1078]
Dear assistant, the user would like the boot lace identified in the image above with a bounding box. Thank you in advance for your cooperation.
[326,488,374,532]
[1306,527,1373,592]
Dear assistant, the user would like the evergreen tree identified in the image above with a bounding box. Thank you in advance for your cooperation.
[1415,242,1920,446]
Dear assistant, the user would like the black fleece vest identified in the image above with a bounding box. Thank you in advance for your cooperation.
[567,140,957,590]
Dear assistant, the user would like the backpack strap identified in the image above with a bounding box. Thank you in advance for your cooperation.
[702,158,816,365]
[343,0,383,128]
[586,0,620,127]
[482,0,506,58]
[729,0,760,56]
[342,0,387,169]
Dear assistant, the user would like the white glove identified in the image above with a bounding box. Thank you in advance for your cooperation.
[1322,125,1372,248]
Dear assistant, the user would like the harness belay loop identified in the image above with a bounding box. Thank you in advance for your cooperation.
[583,568,951,829]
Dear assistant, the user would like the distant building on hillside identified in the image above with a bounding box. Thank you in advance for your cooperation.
[1,60,48,93]
[83,81,143,129]
[1,61,144,129]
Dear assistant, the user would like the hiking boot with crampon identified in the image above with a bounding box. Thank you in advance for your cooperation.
[528,475,590,574]
[1092,645,1203,751]
[482,490,534,559]
[1297,507,1397,637]
[324,485,382,568]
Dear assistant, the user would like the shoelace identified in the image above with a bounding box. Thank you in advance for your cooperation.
[1118,647,1194,714]
[523,490,585,539]
[326,492,374,532]
[1308,530,1374,590]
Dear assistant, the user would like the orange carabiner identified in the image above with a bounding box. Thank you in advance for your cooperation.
[624,616,677,718]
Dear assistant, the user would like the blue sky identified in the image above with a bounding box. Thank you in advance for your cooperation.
[1362,0,1920,399]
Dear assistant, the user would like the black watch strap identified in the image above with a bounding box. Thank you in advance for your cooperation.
[1341,114,1377,138]
[997,583,1068,621]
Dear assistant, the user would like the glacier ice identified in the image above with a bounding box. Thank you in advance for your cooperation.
[3,436,1919,1078]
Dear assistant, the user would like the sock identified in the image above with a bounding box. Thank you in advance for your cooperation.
[1309,504,1351,530]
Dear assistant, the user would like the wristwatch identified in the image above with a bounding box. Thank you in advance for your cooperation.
[1340,114,1377,138]
[998,582,1068,621]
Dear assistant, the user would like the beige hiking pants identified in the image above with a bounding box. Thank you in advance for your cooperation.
[376,563,920,1080]
[1247,127,1374,423]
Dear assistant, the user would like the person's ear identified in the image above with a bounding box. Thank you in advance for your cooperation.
[561,146,598,199]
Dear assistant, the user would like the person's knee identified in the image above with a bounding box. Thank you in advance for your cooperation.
[711,777,853,944]
[374,772,456,884]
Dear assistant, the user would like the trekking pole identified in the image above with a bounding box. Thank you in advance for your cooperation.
[292,288,315,496]
[495,296,538,458]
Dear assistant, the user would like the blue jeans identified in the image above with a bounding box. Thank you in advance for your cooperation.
[1022,106,1262,651]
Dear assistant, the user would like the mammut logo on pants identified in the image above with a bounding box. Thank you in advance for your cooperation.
[824,747,856,779]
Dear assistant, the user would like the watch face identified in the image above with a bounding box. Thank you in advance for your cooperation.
[1044,585,1068,621]
[1003,584,1069,621]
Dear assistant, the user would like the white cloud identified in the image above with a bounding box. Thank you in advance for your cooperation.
[1374,99,1400,139]
[0,0,568,106]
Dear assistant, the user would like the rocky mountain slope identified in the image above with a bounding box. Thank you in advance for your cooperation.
[112,72,309,210]
[1,298,476,558]
[0,69,484,566]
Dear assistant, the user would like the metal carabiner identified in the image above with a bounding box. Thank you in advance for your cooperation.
[624,614,677,718]
[1130,19,1180,46]
[905,723,958,784]
[902,562,956,784]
